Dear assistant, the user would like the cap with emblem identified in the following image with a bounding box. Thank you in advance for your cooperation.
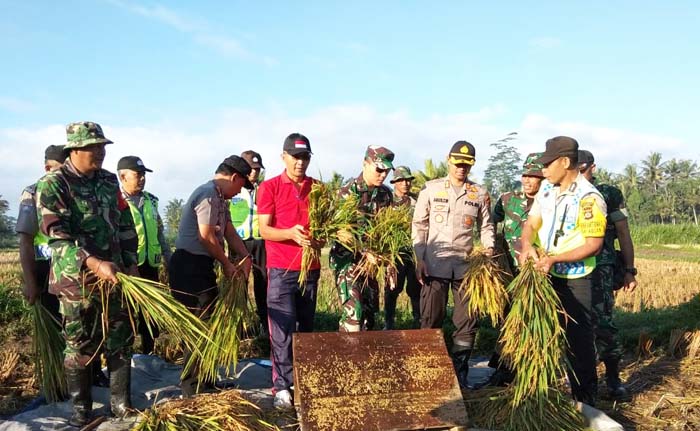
[65,121,113,149]
[390,166,414,183]
[222,155,254,190]
[365,145,395,170]
[241,150,265,169]
[44,145,67,163]
[536,136,579,166]
[522,152,544,177]
[578,150,595,169]
[117,156,153,173]
[283,133,313,156]
[448,141,476,165]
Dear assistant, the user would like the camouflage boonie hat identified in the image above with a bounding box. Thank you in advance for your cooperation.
[65,121,113,149]
[390,166,414,183]
[365,145,395,170]
[523,152,544,177]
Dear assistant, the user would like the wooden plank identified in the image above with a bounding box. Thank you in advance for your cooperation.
[293,329,468,431]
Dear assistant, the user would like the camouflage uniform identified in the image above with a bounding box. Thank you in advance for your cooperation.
[330,146,394,332]
[36,122,138,423]
[593,182,626,364]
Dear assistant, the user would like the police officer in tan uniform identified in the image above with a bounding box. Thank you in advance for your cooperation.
[412,141,495,388]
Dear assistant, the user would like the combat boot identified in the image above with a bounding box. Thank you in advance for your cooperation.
[107,354,133,417]
[452,349,471,389]
[604,359,630,400]
[66,367,92,427]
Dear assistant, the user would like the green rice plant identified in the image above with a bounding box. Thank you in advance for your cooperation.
[498,258,569,404]
[466,386,585,431]
[31,303,66,403]
[353,205,413,285]
[134,389,281,431]
[460,250,509,326]
[113,274,210,358]
[299,182,361,285]
[183,271,250,385]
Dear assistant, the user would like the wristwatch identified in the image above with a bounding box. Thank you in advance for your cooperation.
[624,267,638,276]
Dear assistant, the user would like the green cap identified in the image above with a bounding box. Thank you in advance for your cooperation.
[390,166,414,183]
[365,145,395,170]
[523,152,544,177]
[65,121,113,149]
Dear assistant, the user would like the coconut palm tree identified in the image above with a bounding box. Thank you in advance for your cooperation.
[412,159,448,192]
[640,152,665,193]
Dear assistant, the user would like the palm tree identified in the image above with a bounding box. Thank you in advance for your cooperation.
[618,164,639,198]
[412,159,448,192]
[640,152,665,193]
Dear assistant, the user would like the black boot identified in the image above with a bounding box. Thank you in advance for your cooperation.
[452,349,471,389]
[108,354,132,417]
[604,359,629,400]
[92,360,110,388]
[66,367,92,427]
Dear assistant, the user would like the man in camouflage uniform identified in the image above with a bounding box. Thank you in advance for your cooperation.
[384,166,420,329]
[481,152,544,387]
[37,121,139,426]
[330,146,395,332]
[412,141,495,388]
[118,155,172,354]
[579,150,638,400]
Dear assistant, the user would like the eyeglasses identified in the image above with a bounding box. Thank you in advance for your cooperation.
[375,167,390,174]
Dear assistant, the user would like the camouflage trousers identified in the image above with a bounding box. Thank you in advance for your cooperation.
[59,287,134,370]
[334,261,379,332]
[592,264,623,363]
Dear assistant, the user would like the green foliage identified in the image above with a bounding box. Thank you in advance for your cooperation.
[412,158,448,192]
[630,224,700,245]
[164,198,184,247]
[0,196,16,248]
[482,132,521,198]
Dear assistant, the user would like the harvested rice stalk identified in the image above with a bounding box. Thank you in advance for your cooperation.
[460,250,509,326]
[499,259,569,404]
[299,182,360,285]
[31,303,66,403]
[113,274,210,357]
[134,389,281,431]
[353,205,413,285]
[183,271,250,384]
[466,386,585,431]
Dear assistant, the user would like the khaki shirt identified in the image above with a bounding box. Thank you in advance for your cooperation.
[412,177,495,280]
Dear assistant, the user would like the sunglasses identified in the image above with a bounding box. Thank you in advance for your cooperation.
[375,167,390,174]
[290,153,311,161]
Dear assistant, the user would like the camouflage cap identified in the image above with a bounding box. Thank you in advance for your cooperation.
[390,166,414,183]
[522,152,544,177]
[65,121,113,149]
[365,145,395,170]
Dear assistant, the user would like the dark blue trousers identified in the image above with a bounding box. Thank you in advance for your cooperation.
[267,268,320,392]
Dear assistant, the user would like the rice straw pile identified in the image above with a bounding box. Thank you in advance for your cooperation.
[459,250,509,326]
[466,258,585,431]
[299,181,360,285]
[31,303,66,403]
[353,205,413,285]
[183,271,250,384]
[134,389,281,431]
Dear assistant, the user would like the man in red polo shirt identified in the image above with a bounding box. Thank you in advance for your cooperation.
[257,133,321,409]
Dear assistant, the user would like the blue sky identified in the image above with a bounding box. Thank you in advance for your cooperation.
[1,0,698,211]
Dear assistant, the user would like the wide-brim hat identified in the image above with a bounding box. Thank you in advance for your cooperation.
[65,121,113,149]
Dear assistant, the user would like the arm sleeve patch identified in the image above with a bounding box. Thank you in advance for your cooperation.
[578,196,606,237]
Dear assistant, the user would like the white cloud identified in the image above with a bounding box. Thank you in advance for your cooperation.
[0,107,689,215]
[528,36,562,49]
[0,96,35,113]
[106,0,275,64]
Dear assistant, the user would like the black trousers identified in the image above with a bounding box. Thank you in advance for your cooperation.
[243,239,268,332]
[552,273,598,406]
[137,263,161,354]
[420,276,477,352]
[36,259,61,321]
[169,249,218,397]
[384,257,420,329]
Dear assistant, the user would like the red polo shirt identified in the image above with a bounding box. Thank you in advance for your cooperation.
[257,171,320,271]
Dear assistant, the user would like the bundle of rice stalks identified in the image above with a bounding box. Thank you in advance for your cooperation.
[31,303,66,403]
[134,389,281,431]
[112,274,211,357]
[353,205,413,285]
[183,270,250,385]
[466,386,585,431]
[498,258,569,403]
[299,182,360,285]
[459,250,509,326]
